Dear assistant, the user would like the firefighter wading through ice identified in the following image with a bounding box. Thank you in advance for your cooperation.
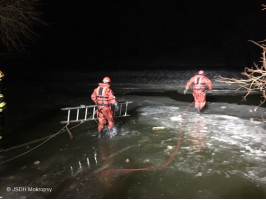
[184,70,212,114]
[0,70,7,141]
[91,77,119,138]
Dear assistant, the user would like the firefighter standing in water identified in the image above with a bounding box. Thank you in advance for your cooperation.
[0,71,7,141]
[184,70,212,114]
[91,77,119,138]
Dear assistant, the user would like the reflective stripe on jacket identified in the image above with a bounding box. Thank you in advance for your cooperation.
[91,83,117,106]
[0,93,6,112]
[185,74,212,92]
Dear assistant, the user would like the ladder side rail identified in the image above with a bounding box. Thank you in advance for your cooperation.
[85,105,98,109]
[60,114,131,124]
[61,106,82,111]
[61,105,97,111]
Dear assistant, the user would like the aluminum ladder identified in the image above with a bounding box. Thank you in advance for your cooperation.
[60,101,132,124]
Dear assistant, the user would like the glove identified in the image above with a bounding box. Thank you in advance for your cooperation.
[183,89,187,95]
[114,102,119,112]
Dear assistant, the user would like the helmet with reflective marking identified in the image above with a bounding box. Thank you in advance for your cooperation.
[102,76,111,83]
[198,70,204,75]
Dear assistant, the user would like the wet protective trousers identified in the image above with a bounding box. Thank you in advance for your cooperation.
[97,106,114,131]
[193,90,206,110]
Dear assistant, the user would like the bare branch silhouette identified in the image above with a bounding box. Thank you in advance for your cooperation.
[217,3,266,109]
[0,0,42,53]
[218,40,266,108]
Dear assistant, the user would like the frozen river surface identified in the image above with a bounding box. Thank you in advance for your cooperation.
[0,69,266,198]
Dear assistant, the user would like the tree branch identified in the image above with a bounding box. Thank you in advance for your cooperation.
[217,41,266,108]
[0,0,43,53]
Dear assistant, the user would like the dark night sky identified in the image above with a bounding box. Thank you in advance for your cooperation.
[8,0,266,70]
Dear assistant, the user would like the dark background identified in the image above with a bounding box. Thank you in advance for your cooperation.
[2,0,266,71]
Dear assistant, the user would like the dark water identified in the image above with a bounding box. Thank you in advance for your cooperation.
[0,70,266,198]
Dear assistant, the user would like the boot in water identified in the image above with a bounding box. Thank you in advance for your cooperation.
[196,108,201,114]
[108,127,117,138]
[98,131,104,138]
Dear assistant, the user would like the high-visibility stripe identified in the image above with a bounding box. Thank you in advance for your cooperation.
[102,86,107,96]
[194,76,204,90]
[96,86,102,105]
[102,87,108,105]
[0,94,3,98]
[96,86,108,105]
[96,87,100,96]
[0,102,6,107]
[96,86,107,96]
[194,76,203,85]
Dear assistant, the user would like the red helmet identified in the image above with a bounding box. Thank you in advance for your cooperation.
[198,70,204,75]
[102,76,111,83]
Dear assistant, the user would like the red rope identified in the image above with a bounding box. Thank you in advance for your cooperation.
[100,102,194,177]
